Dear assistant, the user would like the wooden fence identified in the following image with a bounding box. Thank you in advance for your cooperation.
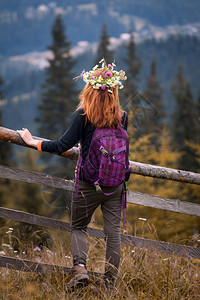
[0,126,200,275]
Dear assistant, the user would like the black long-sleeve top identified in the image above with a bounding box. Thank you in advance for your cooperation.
[39,109,128,164]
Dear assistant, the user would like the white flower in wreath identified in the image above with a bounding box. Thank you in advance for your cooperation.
[95,83,102,89]
[77,58,127,91]
[92,65,99,70]
[109,83,116,87]
[119,82,124,89]
[98,76,103,82]
[83,73,88,82]
[90,80,96,85]
[107,79,112,85]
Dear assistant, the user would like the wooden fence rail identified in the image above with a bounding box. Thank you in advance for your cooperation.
[0,125,200,275]
[1,126,200,185]
[1,207,200,260]
[1,164,200,217]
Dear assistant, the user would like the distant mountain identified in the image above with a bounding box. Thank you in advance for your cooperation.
[1,0,200,56]
[1,1,200,136]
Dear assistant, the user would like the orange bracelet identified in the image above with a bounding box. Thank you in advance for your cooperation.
[37,140,43,152]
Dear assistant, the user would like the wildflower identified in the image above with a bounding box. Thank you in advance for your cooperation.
[108,89,113,93]
[2,243,10,247]
[93,65,99,70]
[90,79,96,85]
[106,72,112,77]
[81,69,85,76]
[139,217,147,221]
[109,83,116,88]
[98,76,103,82]
[83,74,89,83]
[114,80,120,86]
[34,246,41,251]
[76,58,127,91]
[2,243,13,250]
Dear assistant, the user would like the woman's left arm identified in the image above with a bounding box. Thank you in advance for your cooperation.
[18,110,85,155]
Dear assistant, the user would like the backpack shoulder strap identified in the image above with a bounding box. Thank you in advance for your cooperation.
[121,111,127,128]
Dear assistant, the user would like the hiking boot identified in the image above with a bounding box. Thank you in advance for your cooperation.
[65,265,89,292]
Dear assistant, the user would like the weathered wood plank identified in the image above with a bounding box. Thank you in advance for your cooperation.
[129,160,200,185]
[1,126,200,185]
[1,165,200,217]
[0,126,78,160]
[0,165,74,192]
[128,191,200,217]
[0,207,200,259]
[0,255,101,276]
[0,206,71,232]
[0,255,71,274]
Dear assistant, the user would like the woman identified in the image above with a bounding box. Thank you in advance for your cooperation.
[18,59,128,291]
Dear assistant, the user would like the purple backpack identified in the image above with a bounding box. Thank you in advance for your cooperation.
[75,125,131,226]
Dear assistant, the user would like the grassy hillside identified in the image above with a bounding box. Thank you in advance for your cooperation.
[0,228,200,299]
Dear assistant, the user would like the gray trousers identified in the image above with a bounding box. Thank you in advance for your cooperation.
[71,180,123,279]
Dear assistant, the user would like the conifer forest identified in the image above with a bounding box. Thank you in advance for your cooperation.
[0,1,200,298]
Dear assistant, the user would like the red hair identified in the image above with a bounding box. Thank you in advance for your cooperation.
[76,69,124,128]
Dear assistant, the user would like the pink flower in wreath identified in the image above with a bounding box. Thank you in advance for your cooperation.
[106,72,112,76]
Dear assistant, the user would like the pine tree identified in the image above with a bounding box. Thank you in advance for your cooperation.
[37,14,78,140]
[0,75,13,229]
[36,15,77,215]
[95,23,114,65]
[171,65,197,172]
[195,87,200,143]
[124,31,142,96]
[122,30,142,142]
[0,76,12,166]
[140,58,165,142]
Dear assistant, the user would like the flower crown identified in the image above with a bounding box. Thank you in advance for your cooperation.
[78,58,127,93]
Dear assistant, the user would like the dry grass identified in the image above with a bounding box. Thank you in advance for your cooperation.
[0,228,200,299]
